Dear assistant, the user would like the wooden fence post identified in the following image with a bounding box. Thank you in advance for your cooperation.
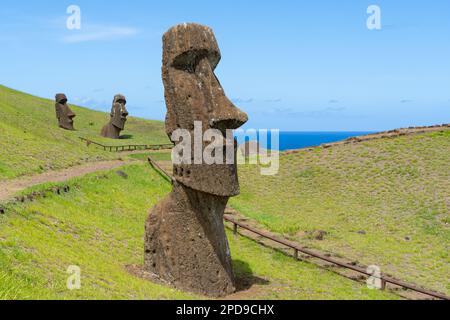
[381,279,387,291]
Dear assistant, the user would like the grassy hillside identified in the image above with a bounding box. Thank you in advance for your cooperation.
[0,85,168,179]
[230,129,450,295]
[0,85,447,299]
[0,163,396,300]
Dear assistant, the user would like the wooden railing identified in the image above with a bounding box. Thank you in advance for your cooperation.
[79,137,173,152]
[225,215,449,300]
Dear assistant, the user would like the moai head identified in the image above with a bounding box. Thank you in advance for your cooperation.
[163,23,248,197]
[110,94,128,130]
[55,94,76,130]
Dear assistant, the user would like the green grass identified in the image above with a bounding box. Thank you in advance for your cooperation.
[0,85,445,299]
[129,151,173,162]
[0,163,397,300]
[231,129,450,295]
[0,85,168,179]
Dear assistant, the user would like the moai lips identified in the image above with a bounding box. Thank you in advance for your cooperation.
[101,94,129,139]
[55,94,76,130]
[144,23,248,297]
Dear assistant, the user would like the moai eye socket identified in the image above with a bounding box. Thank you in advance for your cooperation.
[171,49,220,74]
[172,50,203,73]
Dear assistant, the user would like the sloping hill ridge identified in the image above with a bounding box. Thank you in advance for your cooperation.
[1,84,448,298]
[0,85,168,180]
[231,128,450,295]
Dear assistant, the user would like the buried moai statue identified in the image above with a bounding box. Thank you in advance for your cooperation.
[144,23,248,297]
[100,94,129,139]
[55,94,76,130]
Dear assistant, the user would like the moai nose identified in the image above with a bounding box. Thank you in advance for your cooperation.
[201,60,248,130]
[210,101,248,131]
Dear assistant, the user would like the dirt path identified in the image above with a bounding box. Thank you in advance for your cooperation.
[0,160,134,202]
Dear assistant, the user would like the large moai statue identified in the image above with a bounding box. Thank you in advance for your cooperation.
[101,94,129,139]
[144,23,248,297]
[55,94,76,130]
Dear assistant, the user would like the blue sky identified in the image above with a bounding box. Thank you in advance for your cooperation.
[1,0,449,131]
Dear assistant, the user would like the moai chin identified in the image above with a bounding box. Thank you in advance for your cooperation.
[144,23,248,297]
[55,94,76,130]
[101,94,129,139]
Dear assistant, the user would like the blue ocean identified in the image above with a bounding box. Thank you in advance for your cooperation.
[236,131,373,151]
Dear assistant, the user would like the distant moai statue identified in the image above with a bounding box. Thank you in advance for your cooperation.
[55,94,76,130]
[101,94,129,139]
[144,23,248,297]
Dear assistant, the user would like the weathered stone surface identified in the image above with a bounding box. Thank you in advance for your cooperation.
[145,182,235,296]
[101,94,128,139]
[55,94,76,130]
[144,23,248,297]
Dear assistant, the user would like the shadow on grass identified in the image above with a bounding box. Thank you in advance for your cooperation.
[233,259,269,292]
[120,134,133,140]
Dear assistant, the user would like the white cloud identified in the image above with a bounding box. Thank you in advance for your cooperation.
[62,25,139,43]
[267,106,348,119]
[264,98,282,103]
[72,96,107,110]
[232,98,254,104]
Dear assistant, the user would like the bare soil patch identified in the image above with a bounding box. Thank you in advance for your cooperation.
[0,160,134,202]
